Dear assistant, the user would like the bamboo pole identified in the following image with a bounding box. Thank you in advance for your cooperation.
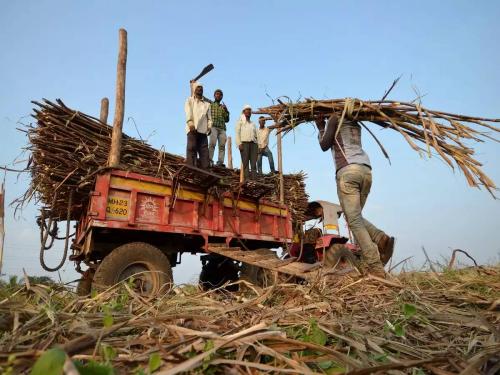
[0,180,4,275]
[108,28,128,168]
[100,97,109,124]
[227,136,233,169]
[277,131,284,203]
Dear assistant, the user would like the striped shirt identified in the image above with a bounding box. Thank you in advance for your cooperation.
[210,102,230,130]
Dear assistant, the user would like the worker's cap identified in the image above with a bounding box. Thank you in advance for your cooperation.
[242,104,252,111]
[214,88,223,95]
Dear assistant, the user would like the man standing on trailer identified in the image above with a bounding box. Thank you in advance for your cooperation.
[209,89,230,167]
[185,81,212,169]
[257,116,277,175]
[315,113,394,277]
[235,105,258,181]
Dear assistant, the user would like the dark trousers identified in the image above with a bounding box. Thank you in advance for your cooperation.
[240,141,258,181]
[186,131,209,169]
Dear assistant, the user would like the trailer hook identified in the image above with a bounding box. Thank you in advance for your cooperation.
[40,190,73,272]
[38,212,57,250]
[39,193,58,250]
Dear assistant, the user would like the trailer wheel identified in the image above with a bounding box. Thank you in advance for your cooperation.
[93,242,173,295]
[324,244,360,269]
[240,249,280,288]
[199,254,239,291]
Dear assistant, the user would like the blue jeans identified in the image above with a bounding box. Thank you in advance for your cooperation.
[257,146,276,174]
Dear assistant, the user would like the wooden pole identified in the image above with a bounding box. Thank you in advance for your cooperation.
[227,136,233,169]
[108,28,128,168]
[0,180,4,275]
[100,97,109,124]
[277,130,284,203]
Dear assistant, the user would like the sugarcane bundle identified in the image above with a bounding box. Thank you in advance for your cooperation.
[18,99,308,221]
[256,98,500,196]
[1,265,499,373]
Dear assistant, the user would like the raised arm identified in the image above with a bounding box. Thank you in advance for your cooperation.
[316,114,339,151]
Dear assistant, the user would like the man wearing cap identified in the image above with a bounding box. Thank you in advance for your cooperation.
[209,89,230,167]
[257,116,277,174]
[235,105,258,181]
[315,113,394,278]
[185,81,212,169]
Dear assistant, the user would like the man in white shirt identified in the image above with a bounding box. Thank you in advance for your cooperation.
[235,105,258,181]
[257,116,277,175]
[184,81,212,169]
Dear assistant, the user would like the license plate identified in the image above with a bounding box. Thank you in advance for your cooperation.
[106,195,130,220]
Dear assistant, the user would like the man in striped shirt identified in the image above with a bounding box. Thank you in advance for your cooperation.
[209,89,230,166]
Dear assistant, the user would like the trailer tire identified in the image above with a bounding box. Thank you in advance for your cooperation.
[199,254,239,291]
[93,242,173,295]
[324,244,360,269]
[240,249,280,288]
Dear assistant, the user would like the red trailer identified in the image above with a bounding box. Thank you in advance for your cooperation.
[69,167,360,295]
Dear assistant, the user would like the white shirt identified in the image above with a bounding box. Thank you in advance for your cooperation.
[235,115,257,146]
[184,96,212,134]
[257,127,271,149]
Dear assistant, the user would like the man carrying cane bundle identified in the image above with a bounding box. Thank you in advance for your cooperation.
[315,113,394,277]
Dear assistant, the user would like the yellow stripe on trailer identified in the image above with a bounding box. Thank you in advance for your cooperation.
[324,224,338,231]
[110,176,172,195]
[109,176,288,217]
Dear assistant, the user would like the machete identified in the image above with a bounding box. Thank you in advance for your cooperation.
[192,64,214,82]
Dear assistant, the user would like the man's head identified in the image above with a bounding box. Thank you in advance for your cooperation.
[314,206,324,218]
[258,116,266,128]
[242,104,252,119]
[214,89,223,102]
[193,82,203,99]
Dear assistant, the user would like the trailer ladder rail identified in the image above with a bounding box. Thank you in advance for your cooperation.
[207,246,347,281]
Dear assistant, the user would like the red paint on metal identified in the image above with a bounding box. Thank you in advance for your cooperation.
[76,171,293,253]
[315,234,348,249]
[95,174,111,220]
[128,190,137,225]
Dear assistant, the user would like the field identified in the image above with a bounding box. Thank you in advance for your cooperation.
[0,266,498,374]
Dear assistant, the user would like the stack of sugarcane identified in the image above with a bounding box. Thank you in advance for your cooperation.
[1,264,499,374]
[256,98,500,196]
[18,99,308,221]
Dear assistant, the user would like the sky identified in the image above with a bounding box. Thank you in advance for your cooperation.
[0,0,499,284]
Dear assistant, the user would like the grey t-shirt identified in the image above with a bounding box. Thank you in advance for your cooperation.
[318,117,371,172]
